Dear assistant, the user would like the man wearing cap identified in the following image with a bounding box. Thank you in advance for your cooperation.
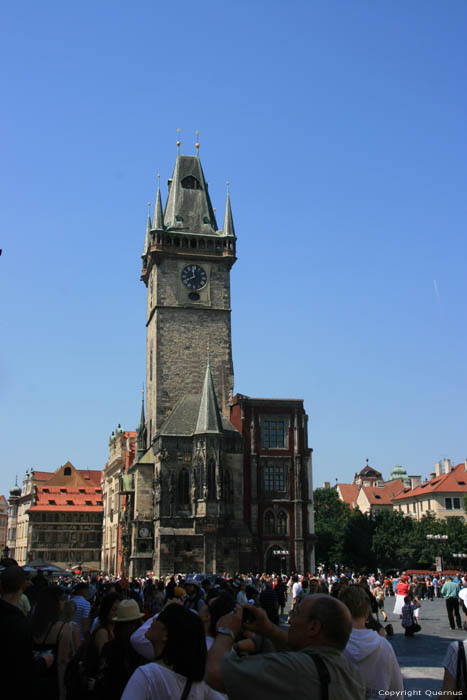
[206,594,365,700]
[184,578,206,613]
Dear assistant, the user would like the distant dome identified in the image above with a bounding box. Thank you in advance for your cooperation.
[9,484,21,497]
[390,465,408,480]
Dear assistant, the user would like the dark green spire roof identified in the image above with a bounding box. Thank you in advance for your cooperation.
[194,358,223,435]
[222,190,235,237]
[164,154,218,234]
[137,389,147,459]
[152,176,164,230]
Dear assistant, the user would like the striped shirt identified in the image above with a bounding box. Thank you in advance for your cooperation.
[72,595,91,641]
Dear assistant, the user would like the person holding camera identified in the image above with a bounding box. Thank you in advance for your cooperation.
[205,595,365,700]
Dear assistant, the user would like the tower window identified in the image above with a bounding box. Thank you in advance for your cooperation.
[207,460,216,500]
[224,469,233,504]
[264,510,275,534]
[181,176,202,190]
[277,511,288,534]
[263,463,286,493]
[178,468,190,506]
[262,419,286,449]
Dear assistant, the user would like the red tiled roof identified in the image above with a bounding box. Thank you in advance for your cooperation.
[33,471,53,481]
[393,463,466,501]
[361,479,406,505]
[31,485,103,512]
[337,484,359,506]
[29,506,102,512]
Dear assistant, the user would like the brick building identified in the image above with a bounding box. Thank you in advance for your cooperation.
[7,462,103,568]
[230,395,314,573]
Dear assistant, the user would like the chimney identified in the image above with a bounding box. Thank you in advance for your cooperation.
[435,461,442,477]
[430,472,436,480]
[444,458,452,474]
[409,475,421,489]
[323,481,331,489]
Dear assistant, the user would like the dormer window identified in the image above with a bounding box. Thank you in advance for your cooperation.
[64,467,72,476]
[181,175,202,190]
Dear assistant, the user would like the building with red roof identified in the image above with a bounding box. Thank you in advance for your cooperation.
[7,461,103,568]
[392,459,467,521]
[334,461,411,515]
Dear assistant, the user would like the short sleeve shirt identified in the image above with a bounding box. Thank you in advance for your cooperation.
[221,645,365,700]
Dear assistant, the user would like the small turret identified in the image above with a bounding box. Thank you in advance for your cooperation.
[222,183,235,237]
[136,388,147,459]
[143,202,151,256]
[152,174,164,230]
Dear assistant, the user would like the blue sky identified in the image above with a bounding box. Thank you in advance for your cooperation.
[1,0,466,499]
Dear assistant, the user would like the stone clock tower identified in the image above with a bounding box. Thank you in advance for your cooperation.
[141,152,236,441]
[124,147,253,577]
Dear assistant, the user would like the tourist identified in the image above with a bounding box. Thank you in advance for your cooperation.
[31,585,73,700]
[339,585,402,696]
[184,578,206,613]
[372,582,388,623]
[442,576,462,630]
[94,598,146,699]
[442,636,467,692]
[205,595,365,699]
[0,565,54,696]
[122,604,224,700]
[71,581,91,641]
[393,574,409,615]
[401,595,421,637]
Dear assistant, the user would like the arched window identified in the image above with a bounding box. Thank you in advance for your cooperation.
[181,175,202,190]
[178,469,189,506]
[277,511,288,535]
[207,460,216,500]
[64,467,72,476]
[224,469,233,504]
[264,510,275,534]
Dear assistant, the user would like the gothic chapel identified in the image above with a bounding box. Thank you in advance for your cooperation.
[102,144,314,576]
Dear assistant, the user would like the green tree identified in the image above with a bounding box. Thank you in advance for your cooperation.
[313,488,351,568]
[343,508,377,572]
[372,510,417,570]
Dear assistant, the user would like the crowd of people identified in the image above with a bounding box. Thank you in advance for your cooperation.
[1,558,467,698]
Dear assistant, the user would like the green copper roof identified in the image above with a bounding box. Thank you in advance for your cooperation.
[164,155,219,234]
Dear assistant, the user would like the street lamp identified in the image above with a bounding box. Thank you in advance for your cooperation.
[426,534,449,571]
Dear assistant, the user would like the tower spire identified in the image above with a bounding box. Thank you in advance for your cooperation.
[195,358,223,435]
[137,386,147,459]
[143,202,151,255]
[152,174,164,229]
[222,182,235,236]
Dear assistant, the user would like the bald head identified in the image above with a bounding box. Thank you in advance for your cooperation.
[290,594,352,651]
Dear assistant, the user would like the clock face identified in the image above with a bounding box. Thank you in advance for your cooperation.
[139,527,150,538]
[181,265,207,290]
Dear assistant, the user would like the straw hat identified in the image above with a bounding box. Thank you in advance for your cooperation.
[112,599,145,622]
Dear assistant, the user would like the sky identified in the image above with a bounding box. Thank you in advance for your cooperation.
[1,0,466,499]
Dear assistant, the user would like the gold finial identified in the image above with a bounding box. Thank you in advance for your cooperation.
[176,128,181,152]
[226,180,230,195]
[195,130,200,156]
[141,383,144,397]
